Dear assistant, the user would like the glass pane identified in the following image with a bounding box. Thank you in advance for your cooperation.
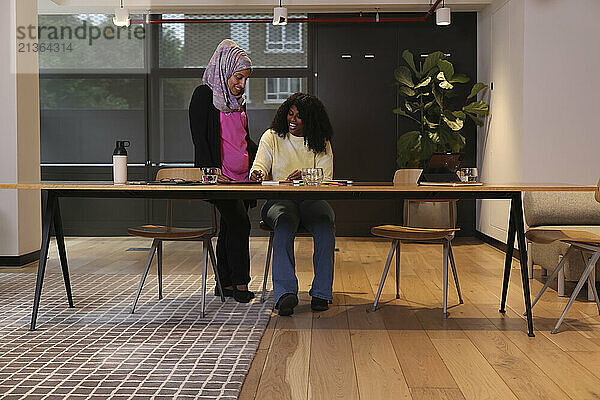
[158,77,308,163]
[267,78,275,93]
[37,14,145,70]
[290,78,300,93]
[267,25,283,43]
[159,14,307,68]
[40,78,146,163]
[279,78,288,92]
[286,25,300,42]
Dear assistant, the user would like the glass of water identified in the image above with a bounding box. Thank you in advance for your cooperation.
[201,167,220,184]
[459,167,478,183]
[301,168,324,186]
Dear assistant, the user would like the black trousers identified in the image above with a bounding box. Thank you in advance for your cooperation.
[213,199,251,287]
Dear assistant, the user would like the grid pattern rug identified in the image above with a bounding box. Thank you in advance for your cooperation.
[0,272,272,400]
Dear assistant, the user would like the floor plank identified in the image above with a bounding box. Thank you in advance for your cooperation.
[6,237,600,400]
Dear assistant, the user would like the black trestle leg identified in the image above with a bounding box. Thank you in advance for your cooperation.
[513,194,535,337]
[500,197,517,314]
[53,197,74,308]
[30,191,55,331]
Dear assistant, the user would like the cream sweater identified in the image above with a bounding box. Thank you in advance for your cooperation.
[250,129,333,181]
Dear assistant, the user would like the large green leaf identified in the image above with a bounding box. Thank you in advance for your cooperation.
[398,86,415,97]
[424,100,436,110]
[463,100,490,116]
[397,131,421,167]
[414,76,432,89]
[452,111,466,119]
[439,80,454,90]
[424,116,439,129]
[402,50,419,76]
[437,59,454,81]
[394,66,414,88]
[443,116,464,131]
[466,113,484,127]
[448,133,466,152]
[393,107,419,122]
[467,82,488,100]
[422,51,445,76]
[449,74,470,84]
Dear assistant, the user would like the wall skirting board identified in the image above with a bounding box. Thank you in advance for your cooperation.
[0,250,40,267]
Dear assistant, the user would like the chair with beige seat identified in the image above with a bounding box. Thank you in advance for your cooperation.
[525,182,600,333]
[127,168,224,317]
[371,169,463,317]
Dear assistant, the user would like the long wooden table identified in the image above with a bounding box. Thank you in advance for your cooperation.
[1,181,596,335]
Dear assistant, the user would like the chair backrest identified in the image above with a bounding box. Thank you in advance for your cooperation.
[155,168,216,232]
[156,167,203,181]
[393,169,456,229]
[393,169,422,185]
[596,178,600,204]
[523,191,600,227]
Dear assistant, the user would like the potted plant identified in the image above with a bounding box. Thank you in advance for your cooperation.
[394,50,490,168]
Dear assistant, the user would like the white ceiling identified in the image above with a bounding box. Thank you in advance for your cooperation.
[40,0,492,14]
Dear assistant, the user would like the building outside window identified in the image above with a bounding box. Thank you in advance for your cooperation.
[265,77,302,103]
[265,24,302,53]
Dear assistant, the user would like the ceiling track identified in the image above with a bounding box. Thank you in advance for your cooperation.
[129,0,443,24]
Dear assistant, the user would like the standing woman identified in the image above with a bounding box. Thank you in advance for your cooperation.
[189,39,257,303]
[250,93,335,316]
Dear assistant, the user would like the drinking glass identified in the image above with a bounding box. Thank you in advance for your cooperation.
[201,167,220,184]
[301,168,324,186]
[459,167,478,183]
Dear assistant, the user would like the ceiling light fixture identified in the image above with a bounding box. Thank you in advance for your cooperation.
[113,0,131,27]
[273,0,288,26]
[436,0,451,26]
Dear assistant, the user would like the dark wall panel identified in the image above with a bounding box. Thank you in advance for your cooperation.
[314,13,478,236]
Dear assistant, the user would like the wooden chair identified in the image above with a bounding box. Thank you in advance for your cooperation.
[259,221,313,303]
[525,181,600,333]
[127,168,224,317]
[371,169,463,317]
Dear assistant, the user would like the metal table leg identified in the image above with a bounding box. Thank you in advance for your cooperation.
[30,190,55,331]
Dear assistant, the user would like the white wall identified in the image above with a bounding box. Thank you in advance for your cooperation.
[477,0,600,242]
[521,0,600,185]
[0,0,41,259]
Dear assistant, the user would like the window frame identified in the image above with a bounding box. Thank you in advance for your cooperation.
[265,23,303,54]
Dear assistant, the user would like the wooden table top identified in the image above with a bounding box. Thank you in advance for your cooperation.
[0,181,596,192]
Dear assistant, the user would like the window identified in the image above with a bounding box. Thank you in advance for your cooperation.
[265,78,302,103]
[159,14,307,68]
[266,24,302,53]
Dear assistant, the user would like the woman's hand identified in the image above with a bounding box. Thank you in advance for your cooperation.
[250,170,264,182]
[217,174,232,183]
[287,170,302,181]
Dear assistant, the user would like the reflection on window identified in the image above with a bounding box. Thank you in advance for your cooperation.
[230,23,250,51]
[38,14,145,70]
[266,24,302,53]
[265,78,301,103]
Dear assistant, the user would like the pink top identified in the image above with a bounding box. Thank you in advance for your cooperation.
[220,110,250,181]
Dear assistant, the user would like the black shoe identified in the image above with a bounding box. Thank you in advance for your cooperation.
[311,297,329,312]
[233,288,255,303]
[214,286,234,297]
[275,293,298,316]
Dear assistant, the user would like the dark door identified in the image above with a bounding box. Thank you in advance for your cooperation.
[316,21,400,235]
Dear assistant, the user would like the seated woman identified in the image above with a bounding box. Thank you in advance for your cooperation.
[250,93,335,316]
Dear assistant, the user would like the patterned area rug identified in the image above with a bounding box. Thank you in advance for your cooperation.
[0,273,272,400]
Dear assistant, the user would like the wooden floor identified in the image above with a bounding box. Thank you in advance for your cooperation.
[6,237,600,400]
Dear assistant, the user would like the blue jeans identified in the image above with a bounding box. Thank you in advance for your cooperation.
[262,200,335,305]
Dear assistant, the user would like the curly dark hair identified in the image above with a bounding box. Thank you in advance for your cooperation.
[270,92,333,154]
